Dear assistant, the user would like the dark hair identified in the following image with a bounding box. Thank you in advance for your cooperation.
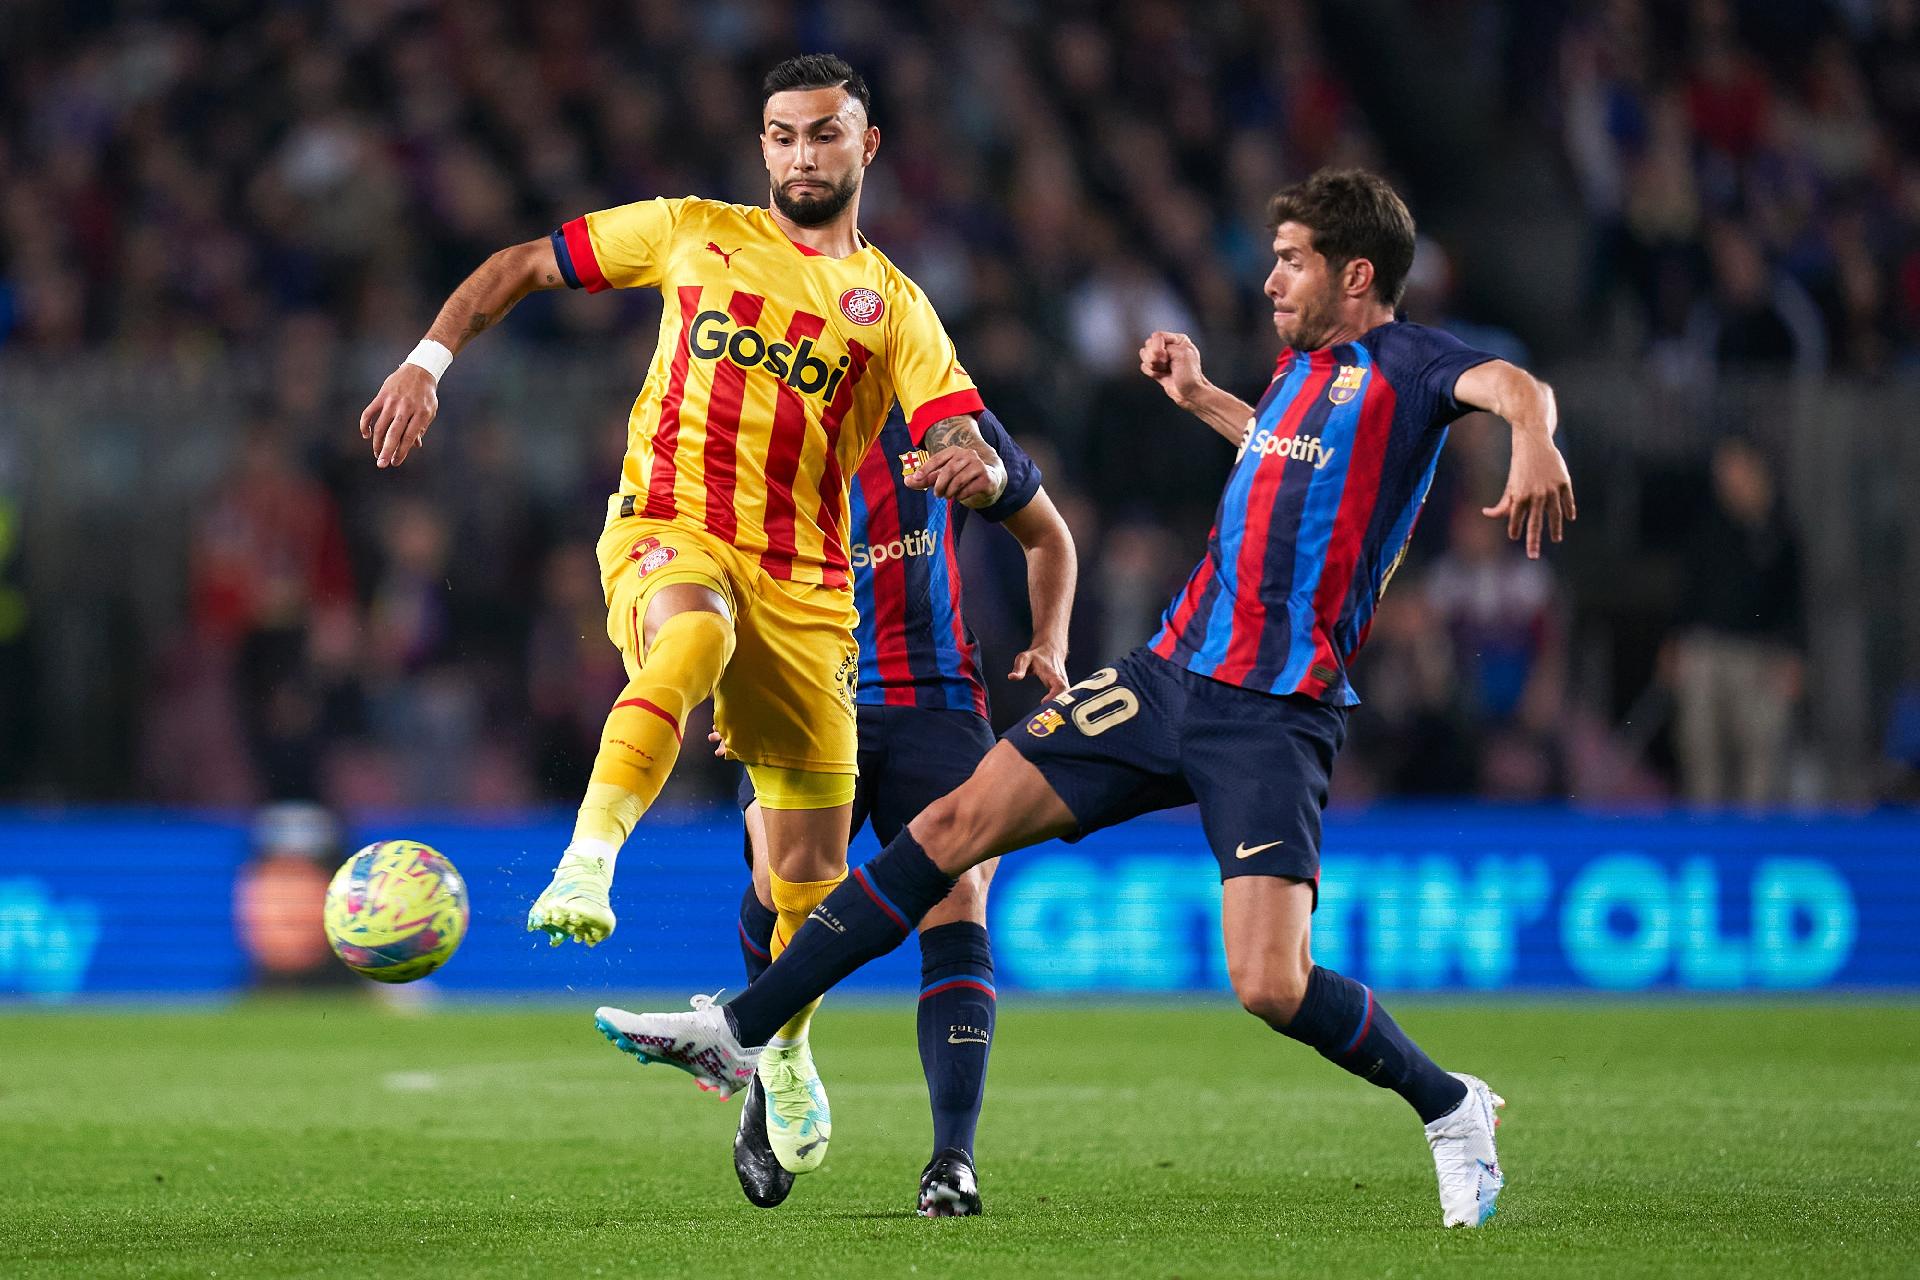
[1266,169,1417,307]
[761,54,872,123]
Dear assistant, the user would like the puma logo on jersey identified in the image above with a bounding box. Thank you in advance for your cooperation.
[705,242,740,267]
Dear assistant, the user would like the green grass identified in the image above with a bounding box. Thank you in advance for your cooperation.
[3,998,1917,1278]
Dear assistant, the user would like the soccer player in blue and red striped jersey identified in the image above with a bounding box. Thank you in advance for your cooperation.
[727,404,1074,1215]
[595,169,1576,1230]
[849,409,1062,719]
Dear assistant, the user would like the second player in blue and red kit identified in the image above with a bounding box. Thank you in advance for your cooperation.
[730,404,1071,1216]
[1019,321,1504,889]
[1150,324,1492,704]
[847,408,1039,717]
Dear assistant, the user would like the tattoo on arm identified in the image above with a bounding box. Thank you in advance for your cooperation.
[923,412,1007,505]
[922,415,985,454]
[428,242,557,352]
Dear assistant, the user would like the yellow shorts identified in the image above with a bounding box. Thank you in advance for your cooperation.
[596,509,858,774]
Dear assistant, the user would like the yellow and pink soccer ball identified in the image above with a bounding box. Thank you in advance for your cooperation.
[322,841,470,983]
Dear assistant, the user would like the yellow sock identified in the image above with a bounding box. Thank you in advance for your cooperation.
[571,610,733,852]
[767,868,846,1043]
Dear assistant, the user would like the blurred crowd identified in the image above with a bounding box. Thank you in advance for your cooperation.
[4,0,1889,810]
[1560,0,1920,377]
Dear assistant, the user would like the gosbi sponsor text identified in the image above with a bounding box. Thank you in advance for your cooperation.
[686,310,855,400]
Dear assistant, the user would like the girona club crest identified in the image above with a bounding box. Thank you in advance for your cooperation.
[627,536,678,577]
[839,287,885,326]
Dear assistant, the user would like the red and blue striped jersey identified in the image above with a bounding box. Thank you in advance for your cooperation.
[1150,321,1496,705]
[849,407,1042,716]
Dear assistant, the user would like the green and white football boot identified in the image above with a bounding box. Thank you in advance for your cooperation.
[760,1037,832,1173]
[526,845,617,946]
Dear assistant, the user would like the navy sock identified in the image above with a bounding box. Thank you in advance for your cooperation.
[726,831,956,1048]
[737,885,776,985]
[917,921,996,1160]
[1279,966,1468,1123]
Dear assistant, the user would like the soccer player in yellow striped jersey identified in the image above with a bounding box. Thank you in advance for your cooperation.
[357,54,1009,1178]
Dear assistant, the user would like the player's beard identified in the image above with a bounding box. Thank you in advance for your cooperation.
[1282,278,1345,350]
[773,172,859,227]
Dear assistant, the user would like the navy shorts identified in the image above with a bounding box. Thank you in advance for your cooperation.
[735,703,997,851]
[1007,647,1347,888]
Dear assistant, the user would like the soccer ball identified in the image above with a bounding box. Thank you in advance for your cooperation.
[323,841,470,983]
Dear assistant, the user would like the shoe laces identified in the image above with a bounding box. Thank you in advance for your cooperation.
[1430,1139,1477,1199]
[553,850,609,884]
[1427,1108,1487,1200]
[761,1044,825,1132]
[924,1153,975,1193]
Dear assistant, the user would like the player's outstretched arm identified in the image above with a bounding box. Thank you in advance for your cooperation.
[359,238,568,469]
[907,415,1009,509]
[1000,487,1077,698]
[1453,359,1577,559]
[1138,331,1254,444]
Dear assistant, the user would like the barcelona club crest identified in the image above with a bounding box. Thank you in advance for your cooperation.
[1329,364,1367,405]
[1026,708,1066,737]
[899,449,929,479]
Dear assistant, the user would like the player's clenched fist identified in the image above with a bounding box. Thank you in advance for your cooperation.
[359,364,439,469]
[1139,331,1208,409]
[907,446,1002,508]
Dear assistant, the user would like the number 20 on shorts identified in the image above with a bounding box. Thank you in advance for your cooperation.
[1052,667,1140,736]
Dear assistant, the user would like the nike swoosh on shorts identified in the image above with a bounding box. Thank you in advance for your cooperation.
[1234,839,1285,859]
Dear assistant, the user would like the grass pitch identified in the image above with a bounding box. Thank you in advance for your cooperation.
[4,998,1916,1278]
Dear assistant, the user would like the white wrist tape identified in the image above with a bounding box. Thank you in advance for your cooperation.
[403,339,453,383]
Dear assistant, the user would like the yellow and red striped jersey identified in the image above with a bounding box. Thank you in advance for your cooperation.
[550,197,984,588]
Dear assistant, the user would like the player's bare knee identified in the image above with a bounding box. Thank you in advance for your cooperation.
[765,829,848,885]
[906,794,968,868]
[641,585,732,652]
[1230,961,1311,1028]
[950,865,992,919]
[907,792,992,876]
[925,867,990,927]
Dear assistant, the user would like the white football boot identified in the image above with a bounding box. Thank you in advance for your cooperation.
[594,996,761,1099]
[1425,1072,1506,1227]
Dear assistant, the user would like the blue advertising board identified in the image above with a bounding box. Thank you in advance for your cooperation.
[1,808,1915,1002]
